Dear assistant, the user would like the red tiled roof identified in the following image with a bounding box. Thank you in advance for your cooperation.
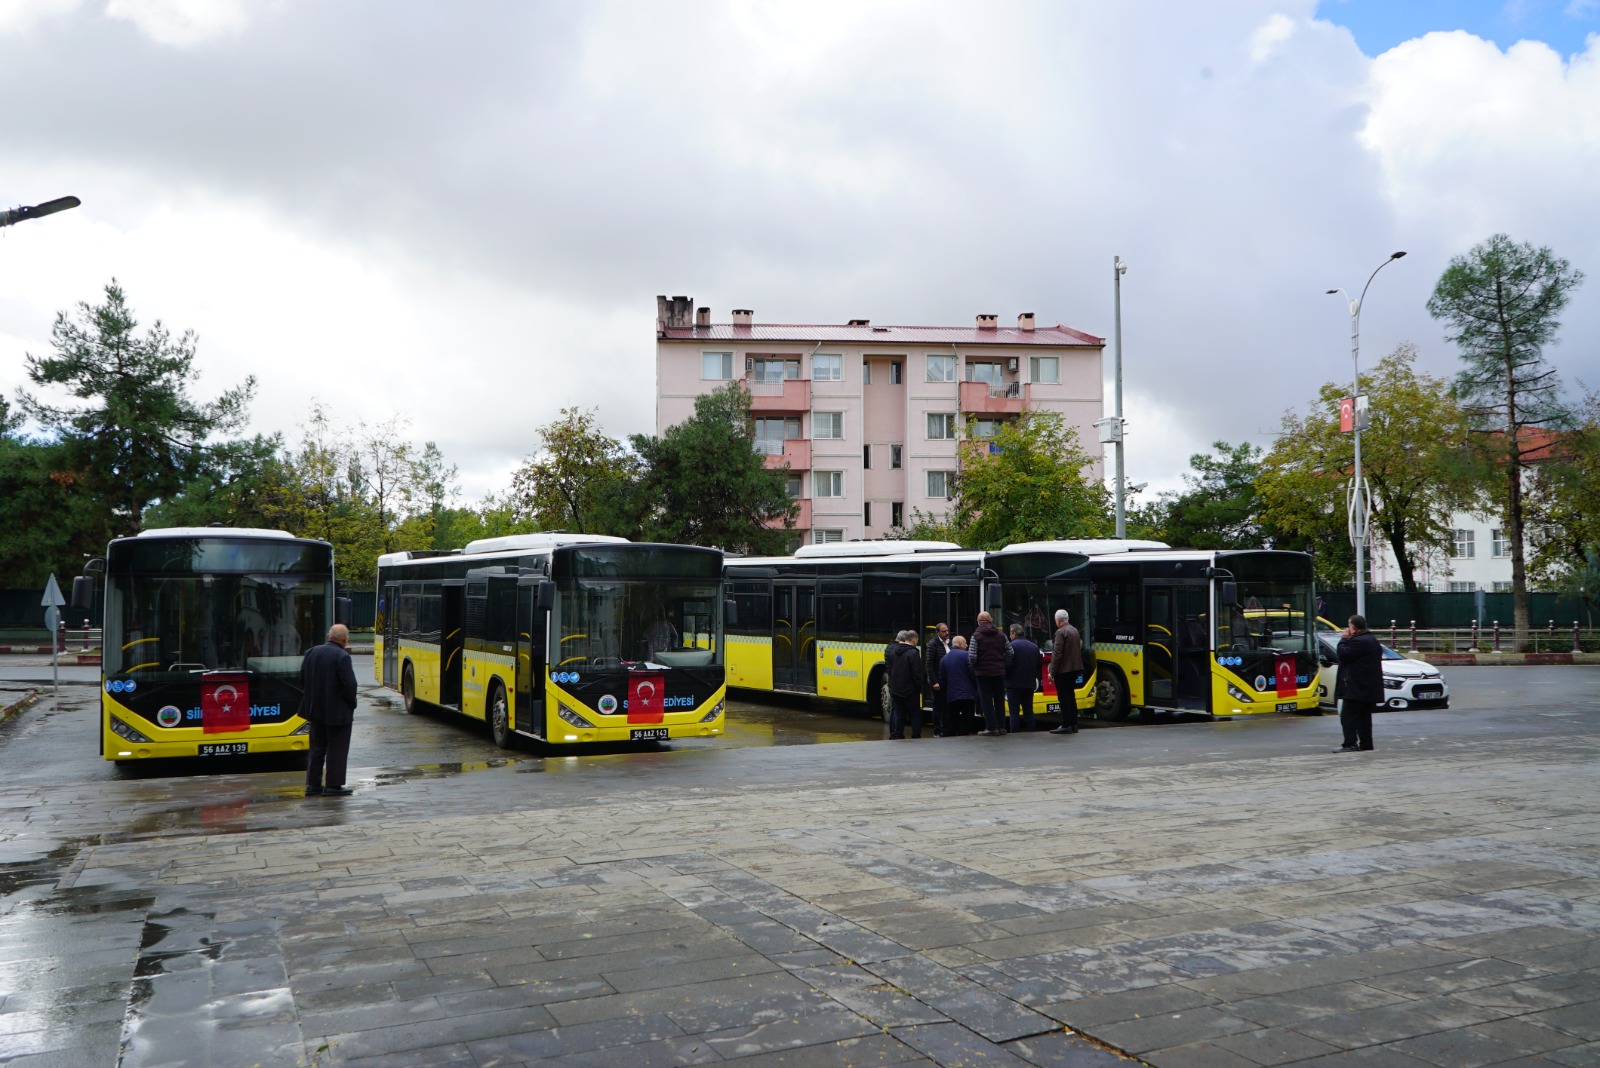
[658,323,1103,347]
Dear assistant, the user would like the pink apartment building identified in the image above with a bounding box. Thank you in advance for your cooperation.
[655,295,1106,545]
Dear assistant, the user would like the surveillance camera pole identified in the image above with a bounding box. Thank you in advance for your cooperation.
[0,196,81,229]
[1326,251,1405,620]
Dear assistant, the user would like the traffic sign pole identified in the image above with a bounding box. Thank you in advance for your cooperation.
[42,575,66,694]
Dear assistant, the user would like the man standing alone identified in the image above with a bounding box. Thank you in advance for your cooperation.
[1004,623,1043,733]
[301,623,359,796]
[1049,609,1084,735]
[1334,614,1382,752]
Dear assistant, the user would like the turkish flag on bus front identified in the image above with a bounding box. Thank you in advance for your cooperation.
[201,671,251,733]
[627,672,665,724]
[1274,654,1297,699]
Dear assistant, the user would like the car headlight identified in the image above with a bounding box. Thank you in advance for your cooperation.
[110,715,152,743]
[1382,676,1403,689]
[699,698,726,723]
[557,702,595,728]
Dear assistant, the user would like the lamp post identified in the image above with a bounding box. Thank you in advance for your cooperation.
[1096,257,1129,537]
[0,196,81,229]
[1326,250,1406,619]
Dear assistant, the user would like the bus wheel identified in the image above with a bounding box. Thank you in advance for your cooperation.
[1095,668,1130,721]
[870,668,891,722]
[488,682,515,749]
[401,664,419,714]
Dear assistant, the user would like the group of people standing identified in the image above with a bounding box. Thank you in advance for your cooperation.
[883,610,1083,740]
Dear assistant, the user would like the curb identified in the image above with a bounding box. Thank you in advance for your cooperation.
[1,689,40,725]
[1412,651,1599,666]
[0,646,55,654]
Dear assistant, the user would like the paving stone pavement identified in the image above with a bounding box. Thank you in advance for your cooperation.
[2,729,1598,1067]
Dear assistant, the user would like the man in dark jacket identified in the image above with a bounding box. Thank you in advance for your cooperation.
[301,623,359,796]
[1004,623,1043,733]
[967,612,1012,736]
[940,635,978,735]
[885,630,928,739]
[1049,609,1085,735]
[924,621,950,736]
[1334,614,1382,752]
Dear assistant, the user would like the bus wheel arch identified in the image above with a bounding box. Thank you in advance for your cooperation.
[401,661,419,714]
[868,666,891,722]
[487,678,514,749]
[1094,665,1130,721]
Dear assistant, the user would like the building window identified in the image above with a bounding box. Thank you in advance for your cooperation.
[890,360,903,384]
[863,444,872,469]
[927,470,955,499]
[891,501,903,527]
[863,501,872,527]
[784,475,802,497]
[1492,581,1513,592]
[1491,528,1510,557]
[1453,529,1475,558]
[966,361,1002,386]
[754,417,800,455]
[814,471,844,498]
[1030,356,1059,384]
[1449,581,1478,593]
[813,353,843,382]
[862,362,871,385]
[752,357,800,383]
[970,418,1004,439]
[702,352,733,380]
[926,412,956,440]
[813,412,844,440]
[813,529,844,544]
[926,355,956,383]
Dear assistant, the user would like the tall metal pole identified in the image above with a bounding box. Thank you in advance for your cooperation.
[1112,256,1127,538]
[1328,251,1405,621]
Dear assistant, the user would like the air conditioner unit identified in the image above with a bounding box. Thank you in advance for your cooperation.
[1006,358,1018,373]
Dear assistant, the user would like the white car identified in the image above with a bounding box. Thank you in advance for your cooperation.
[1315,632,1449,711]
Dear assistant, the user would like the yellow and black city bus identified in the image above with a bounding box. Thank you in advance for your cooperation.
[87,527,339,763]
[1060,544,1322,719]
[374,534,726,747]
[723,541,1098,723]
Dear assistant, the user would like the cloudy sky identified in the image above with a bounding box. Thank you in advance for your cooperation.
[3,0,1597,507]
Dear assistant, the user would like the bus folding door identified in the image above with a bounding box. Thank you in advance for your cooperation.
[439,580,464,709]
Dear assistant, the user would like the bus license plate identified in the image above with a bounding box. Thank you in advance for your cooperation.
[1046,703,1061,715]
[630,728,670,741]
[198,743,248,756]
[1275,701,1297,713]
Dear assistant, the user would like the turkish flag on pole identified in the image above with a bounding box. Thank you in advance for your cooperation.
[1339,397,1355,433]
[1274,654,1297,699]
[201,671,251,734]
[627,672,665,724]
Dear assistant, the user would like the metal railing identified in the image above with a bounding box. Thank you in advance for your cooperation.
[1378,620,1600,655]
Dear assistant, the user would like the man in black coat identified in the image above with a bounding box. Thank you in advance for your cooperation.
[301,623,359,795]
[1334,614,1383,752]
[885,630,928,740]
[924,621,950,736]
[1004,623,1043,733]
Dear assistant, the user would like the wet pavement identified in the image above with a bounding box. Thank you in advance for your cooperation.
[0,667,1597,1067]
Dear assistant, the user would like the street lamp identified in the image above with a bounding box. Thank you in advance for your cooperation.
[1326,250,1406,619]
[0,195,81,229]
[1095,257,1130,538]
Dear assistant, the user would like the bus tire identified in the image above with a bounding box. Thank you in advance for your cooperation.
[870,667,891,722]
[1094,667,1130,721]
[401,663,419,714]
[487,681,515,750]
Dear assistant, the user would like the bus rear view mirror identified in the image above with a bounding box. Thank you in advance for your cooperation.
[71,576,97,611]
[1220,581,1238,607]
[535,580,556,613]
[725,597,739,627]
[335,597,353,627]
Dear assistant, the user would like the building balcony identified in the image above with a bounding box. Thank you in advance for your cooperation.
[757,438,810,471]
[748,377,811,413]
[960,380,1027,414]
[766,497,811,530]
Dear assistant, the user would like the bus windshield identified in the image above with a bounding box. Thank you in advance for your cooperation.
[556,578,723,670]
[104,572,329,677]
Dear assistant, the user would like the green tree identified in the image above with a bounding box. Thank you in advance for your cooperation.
[18,281,255,535]
[1428,233,1584,647]
[141,433,290,529]
[509,407,640,535]
[628,383,796,553]
[0,400,109,587]
[911,410,1110,549]
[1159,440,1294,550]
[1523,387,1600,589]
[1258,345,1474,593]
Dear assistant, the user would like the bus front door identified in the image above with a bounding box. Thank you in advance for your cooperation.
[772,582,816,692]
[1173,583,1210,709]
[1145,583,1208,711]
[922,584,980,649]
[440,581,463,710]
[382,583,399,688]
[514,582,548,736]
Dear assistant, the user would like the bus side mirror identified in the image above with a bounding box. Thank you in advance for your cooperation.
[535,580,556,613]
[71,576,97,611]
[725,597,738,627]
[1220,581,1238,607]
[335,597,353,627]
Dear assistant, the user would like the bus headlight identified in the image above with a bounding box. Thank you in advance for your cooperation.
[1226,684,1254,703]
[557,702,596,728]
[290,721,312,735]
[110,715,152,743]
[699,699,725,723]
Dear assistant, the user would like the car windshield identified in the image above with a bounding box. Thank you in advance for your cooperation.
[1318,635,1407,662]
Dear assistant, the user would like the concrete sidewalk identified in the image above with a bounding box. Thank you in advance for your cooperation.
[0,723,1589,1067]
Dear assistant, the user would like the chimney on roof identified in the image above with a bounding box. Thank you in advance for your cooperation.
[695,306,711,328]
[1018,312,1035,331]
[848,318,869,327]
[732,308,753,326]
[656,295,695,331]
[976,314,998,330]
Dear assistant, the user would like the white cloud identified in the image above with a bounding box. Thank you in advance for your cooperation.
[104,0,250,47]
[0,0,79,34]
[1250,12,1297,63]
